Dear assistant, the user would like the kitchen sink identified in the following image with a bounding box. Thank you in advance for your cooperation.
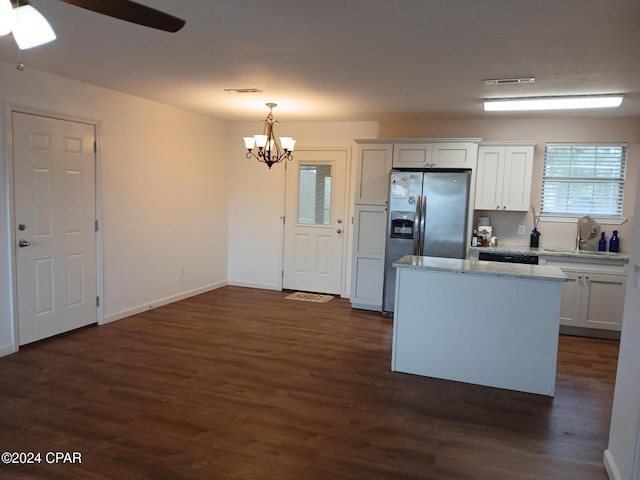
[578,250,620,256]
[543,247,577,253]
[543,247,622,257]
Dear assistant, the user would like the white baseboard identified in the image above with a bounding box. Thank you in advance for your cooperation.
[0,343,17,358]
[102,281,227,324]
[604,449,622,480]
[227,280,281,291]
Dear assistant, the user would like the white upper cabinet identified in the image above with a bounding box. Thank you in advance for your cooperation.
[392,141,478,169]
[474,143,535,211]
[432,142,478,169]
[392,143,433,168]
[355,143,393,205]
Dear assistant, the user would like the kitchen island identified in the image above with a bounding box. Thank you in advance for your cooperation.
[391,255,567,396]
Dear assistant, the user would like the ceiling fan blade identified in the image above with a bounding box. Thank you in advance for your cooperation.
[58,0,185,32]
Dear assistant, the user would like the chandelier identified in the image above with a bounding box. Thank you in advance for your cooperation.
[243,103,296,169]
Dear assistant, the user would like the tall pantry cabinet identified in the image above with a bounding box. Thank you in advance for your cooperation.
[350,143,392,310]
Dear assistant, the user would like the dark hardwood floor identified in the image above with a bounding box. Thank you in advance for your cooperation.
[0,286,618,479]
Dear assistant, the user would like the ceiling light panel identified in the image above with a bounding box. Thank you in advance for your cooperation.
[484,95,623,111]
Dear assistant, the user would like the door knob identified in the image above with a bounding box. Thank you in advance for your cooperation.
[18,239,30,248]
[336,229,342,234]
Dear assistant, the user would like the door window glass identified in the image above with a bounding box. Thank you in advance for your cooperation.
[297,164,332,225]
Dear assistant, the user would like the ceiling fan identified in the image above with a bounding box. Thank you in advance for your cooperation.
[56,0,185,33]
[1,0,185,51]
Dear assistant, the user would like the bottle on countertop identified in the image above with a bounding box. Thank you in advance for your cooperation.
[598,232,607,251]
[529,228,540,248]
[471,229,478,247]
[609,230,620,252]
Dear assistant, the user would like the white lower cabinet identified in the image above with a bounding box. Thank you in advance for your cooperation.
[544,257,627,333]
[559,271,626,331]
[350,205,387,310]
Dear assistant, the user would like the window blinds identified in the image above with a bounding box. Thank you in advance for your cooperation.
[541,143,627,216]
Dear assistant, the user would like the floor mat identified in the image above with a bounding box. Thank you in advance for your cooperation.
[285,292,334,303]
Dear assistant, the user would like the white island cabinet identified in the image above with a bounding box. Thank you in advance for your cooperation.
[391,256,566,396]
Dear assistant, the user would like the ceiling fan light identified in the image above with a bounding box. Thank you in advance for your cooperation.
[484,95,623,111]
[12,4,56,50]
[0,0,12,36]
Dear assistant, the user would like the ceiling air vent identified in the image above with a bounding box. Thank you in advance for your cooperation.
[482,77,536,86]
[224,88,263,93]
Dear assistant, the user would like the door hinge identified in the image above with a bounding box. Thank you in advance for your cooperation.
[96,296,100,307]
[95,220,99,232]
[93,141,97,153]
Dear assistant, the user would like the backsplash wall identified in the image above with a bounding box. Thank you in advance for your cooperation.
[380,117,640,252]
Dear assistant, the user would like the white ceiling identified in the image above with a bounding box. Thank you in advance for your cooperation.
[1,0,639,123]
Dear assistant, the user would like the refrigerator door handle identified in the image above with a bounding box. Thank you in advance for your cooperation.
[413,195,422,255]
[420,195,427,256]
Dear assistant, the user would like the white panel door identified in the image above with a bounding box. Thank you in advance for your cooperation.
[13,112,97,345]
[283,150,347,294]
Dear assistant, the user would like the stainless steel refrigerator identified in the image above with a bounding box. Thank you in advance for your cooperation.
[382,169,471,315]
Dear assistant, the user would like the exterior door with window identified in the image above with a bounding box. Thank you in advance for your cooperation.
[283,150,347,294]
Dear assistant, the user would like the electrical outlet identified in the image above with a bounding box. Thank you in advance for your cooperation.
[178,267,184,278]
[518,225,526,235]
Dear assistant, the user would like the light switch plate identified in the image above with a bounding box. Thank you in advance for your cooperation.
[518,225,526,235]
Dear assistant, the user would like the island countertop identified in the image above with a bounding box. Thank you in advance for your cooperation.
[392,255,567,282]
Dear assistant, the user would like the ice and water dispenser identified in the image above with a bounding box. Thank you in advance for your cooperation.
[390,212,415,239]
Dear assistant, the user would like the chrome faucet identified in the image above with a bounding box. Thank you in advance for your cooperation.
[576,215,598,251]
[575,216,585,251]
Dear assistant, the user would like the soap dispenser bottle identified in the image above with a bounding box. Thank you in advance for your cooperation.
[598,232,607,251]
[609,230,620,252]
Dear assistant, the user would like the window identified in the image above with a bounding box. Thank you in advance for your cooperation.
[541,143,627,217]
[297,164,332,225]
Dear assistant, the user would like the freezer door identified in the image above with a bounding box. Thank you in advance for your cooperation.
[421,171,471,259]
[382,171,424,314]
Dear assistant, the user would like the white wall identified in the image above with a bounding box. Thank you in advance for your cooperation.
[226,121,378,294]
[380,117,640,250]
[0,61,229,355]
[605,162,640,480]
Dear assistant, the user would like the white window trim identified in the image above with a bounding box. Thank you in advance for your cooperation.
[539,215,628,225]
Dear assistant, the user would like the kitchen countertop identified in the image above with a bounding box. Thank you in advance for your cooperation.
[393,255,567,282]
[469,244,630,261]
